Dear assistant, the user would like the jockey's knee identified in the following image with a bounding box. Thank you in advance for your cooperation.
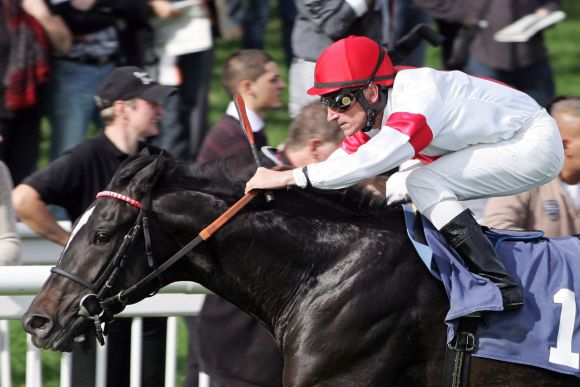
[405,168,457,213]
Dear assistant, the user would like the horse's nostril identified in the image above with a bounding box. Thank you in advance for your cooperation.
[24,314,53,337]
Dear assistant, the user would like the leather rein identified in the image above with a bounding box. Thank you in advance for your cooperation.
[50,189,258,345]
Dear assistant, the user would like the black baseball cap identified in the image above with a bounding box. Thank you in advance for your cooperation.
[95,66,177,109]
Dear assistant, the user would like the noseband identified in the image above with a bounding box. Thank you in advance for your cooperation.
[49,188,258,345]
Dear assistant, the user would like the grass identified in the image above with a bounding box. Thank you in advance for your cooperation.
[12,1,580,385]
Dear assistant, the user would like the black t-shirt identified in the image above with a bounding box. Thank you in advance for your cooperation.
[23,131,155,221]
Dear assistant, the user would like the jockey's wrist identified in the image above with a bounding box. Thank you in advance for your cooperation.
[293,167,311,189]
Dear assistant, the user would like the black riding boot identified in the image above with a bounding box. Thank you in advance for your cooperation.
[440,209,524,311]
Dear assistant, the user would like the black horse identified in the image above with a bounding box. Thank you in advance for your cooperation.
[23,152,577,386]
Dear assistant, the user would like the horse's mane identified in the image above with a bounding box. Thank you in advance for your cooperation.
[194,154,400,222]
[112,151,402,223]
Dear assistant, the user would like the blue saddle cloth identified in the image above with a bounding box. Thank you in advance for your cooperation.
[403,205,580,377]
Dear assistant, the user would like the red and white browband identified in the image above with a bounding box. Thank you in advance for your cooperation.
[96,191,142,208]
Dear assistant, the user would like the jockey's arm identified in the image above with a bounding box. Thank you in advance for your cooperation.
[246,128,415,193]
[12,184,70,246]
[294,128,415,190]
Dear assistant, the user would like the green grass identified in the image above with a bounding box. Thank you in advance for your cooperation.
[13,1,580,385]
[546,1,580,96]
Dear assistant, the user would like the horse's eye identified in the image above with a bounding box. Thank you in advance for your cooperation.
[95,232,111,244]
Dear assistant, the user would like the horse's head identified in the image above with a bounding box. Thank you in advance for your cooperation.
[22,152,175,351]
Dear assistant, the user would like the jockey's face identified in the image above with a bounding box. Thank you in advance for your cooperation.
[324,93,368,137]
[323,85,381,137]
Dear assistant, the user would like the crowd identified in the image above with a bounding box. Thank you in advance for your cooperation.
[0,0,576,386]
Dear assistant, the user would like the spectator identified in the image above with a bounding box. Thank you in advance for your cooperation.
[45,0,155,160]
[246,35,565,312]
[433,17,464,70]
[185,48,285,387]
[0,0,71,185]
[149,0,214,162]
[261,101,344,167]
[226,0,296,67]
[12,66,176,387]
[452,0,559,106]
[416,0,561,106]
[0,158,20,265]
[484,96,580,237]
[289,0,393,117]
[394,0,432,67]
[196,49,285,165]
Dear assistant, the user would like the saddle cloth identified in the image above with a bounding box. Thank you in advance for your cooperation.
[403,205,580,377]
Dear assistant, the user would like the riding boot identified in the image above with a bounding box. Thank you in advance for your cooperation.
[440,209,524,311]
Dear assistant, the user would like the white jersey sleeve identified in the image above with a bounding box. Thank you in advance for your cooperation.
[295,128,415,190]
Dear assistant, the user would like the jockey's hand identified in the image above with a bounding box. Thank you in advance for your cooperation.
[245,167,295,194]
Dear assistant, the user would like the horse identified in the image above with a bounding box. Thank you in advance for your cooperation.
[22,152,578,386]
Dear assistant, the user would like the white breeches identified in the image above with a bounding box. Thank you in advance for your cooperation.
[387,110,564,227]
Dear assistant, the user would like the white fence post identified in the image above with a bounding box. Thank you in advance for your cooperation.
[95,337,108,387]
[165,316,178,387]
[200,372,211,387]
[25,335,42,387]
[60,352,72,387]
[0,320,11,387]
[130,318,143,387]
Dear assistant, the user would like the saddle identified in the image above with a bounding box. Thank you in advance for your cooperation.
[403,204,580,378]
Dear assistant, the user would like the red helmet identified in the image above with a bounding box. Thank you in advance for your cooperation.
[307,36,395,96]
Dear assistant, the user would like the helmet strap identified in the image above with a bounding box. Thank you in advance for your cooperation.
[358,43,389,133]
[357,86,389,133]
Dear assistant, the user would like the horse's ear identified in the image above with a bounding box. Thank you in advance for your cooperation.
[131,153,167,193]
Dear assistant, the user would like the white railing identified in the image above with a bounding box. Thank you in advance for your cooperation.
[0,267,212,387]
[1,223,213,387]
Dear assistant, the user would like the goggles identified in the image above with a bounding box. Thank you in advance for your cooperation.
[320,89,362,112]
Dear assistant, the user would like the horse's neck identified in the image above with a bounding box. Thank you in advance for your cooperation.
[202,206,422,336]
[204,212,336,331]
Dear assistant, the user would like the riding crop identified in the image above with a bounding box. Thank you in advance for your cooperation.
[234,92,275,202]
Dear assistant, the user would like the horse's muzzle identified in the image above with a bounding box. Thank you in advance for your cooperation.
[22,311,92,352]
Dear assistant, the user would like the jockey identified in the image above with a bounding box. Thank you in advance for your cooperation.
[246,35,564,311]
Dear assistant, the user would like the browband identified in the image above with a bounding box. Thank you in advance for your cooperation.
[96,191,142,208]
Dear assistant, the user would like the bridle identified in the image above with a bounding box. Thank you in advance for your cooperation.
[50,190,159,344]
[50,188,258,345]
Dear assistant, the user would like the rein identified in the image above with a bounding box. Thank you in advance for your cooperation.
[50,188,258,345]
[103,189,258,304]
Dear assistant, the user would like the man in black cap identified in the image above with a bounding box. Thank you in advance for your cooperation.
[13,66,176,387]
